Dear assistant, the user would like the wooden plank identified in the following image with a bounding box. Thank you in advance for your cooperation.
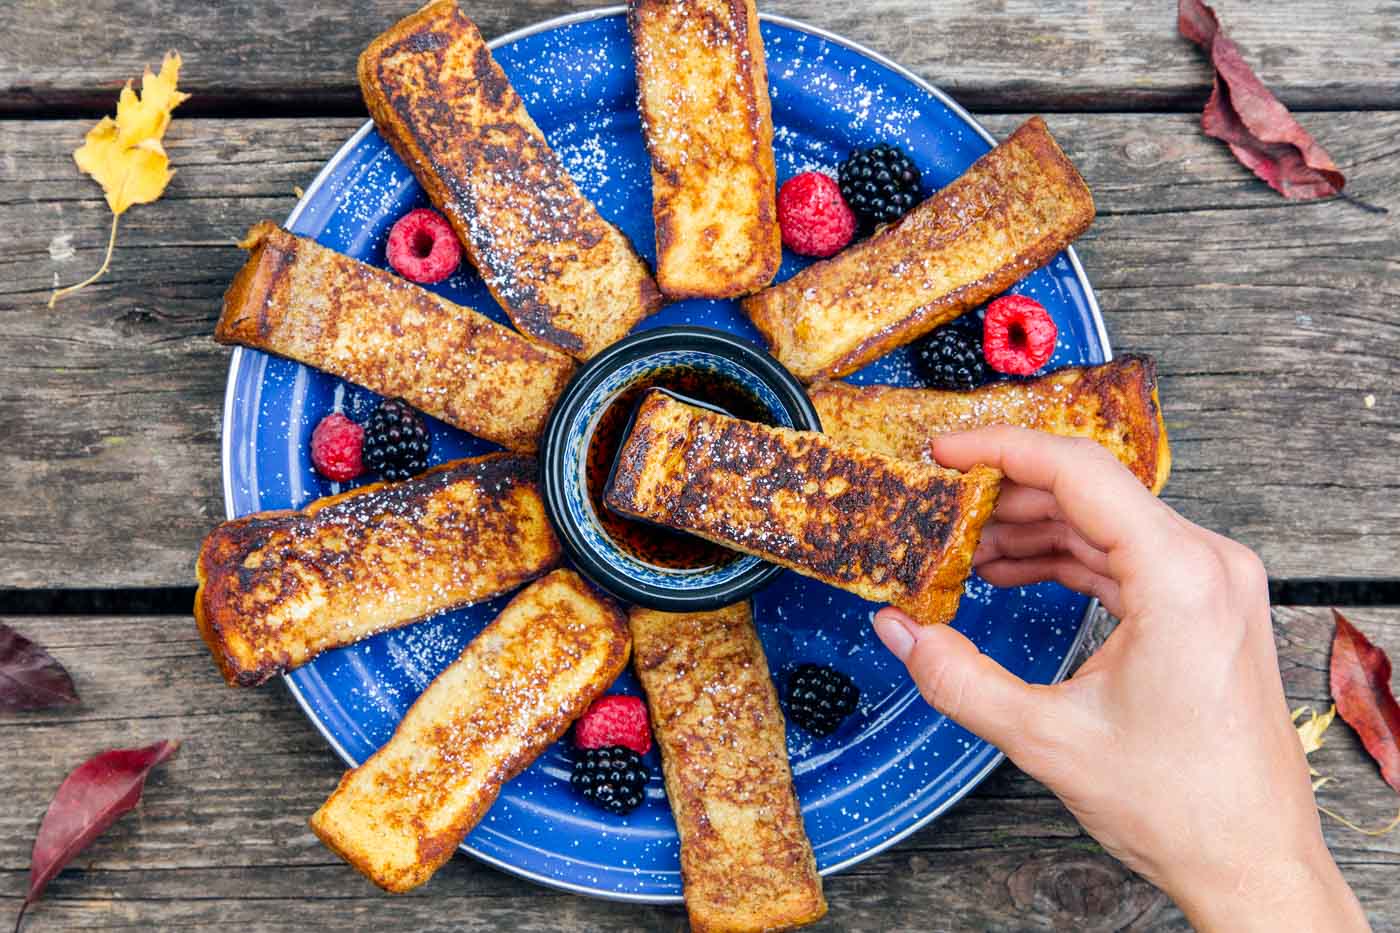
[2,1,1399,115]
[2,113,1396,588]
[0,608,1396,930]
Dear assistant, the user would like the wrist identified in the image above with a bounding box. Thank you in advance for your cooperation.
[1165,845,1367,932]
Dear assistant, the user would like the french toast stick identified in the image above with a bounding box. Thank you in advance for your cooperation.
[360,1,663,359]
[630,603,826,932]
[195,454,561,687]
[629,0,780,298]
[605,391,1000,624]
[311,569,630,893]
[812,356,1172,493]
[741,117,1095,381]
[216,222,573,453]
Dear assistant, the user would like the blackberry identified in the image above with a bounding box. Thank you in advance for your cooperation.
[571,745,649,815]
[362,398,431,481]
[786,664,859,736]
[910,315,994,391]
[839,144,922,226]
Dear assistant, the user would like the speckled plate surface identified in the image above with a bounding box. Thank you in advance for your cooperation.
[221,9,1105,902]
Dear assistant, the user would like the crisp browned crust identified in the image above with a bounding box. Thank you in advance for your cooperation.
[359,1,663,359]
[629,0,780,299]
[741,117,1096,381]
[216,222,574,452]
[605,392,1001,624]
[194,454,562,687]
[630,603,826,932]
[310,569,630,893]
[811,356,1173,494]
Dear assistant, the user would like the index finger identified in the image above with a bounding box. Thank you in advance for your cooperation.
[931,425,1170,555]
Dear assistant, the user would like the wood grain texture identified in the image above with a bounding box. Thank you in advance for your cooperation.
[0,608,1395,930]
[2,112,1396,588]
[1,1,1398,114]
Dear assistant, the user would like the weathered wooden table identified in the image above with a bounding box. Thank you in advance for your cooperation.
[2,2,1397,930]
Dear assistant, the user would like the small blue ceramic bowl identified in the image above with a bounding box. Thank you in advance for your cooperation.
[540,326,820,611]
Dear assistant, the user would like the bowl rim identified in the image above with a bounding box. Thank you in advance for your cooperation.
[538,325,821,611]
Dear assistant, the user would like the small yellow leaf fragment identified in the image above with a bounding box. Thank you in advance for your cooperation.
[1292,704,1336,758]
[51,51,188,308]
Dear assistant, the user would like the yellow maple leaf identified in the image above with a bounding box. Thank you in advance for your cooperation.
[50,52,188,307]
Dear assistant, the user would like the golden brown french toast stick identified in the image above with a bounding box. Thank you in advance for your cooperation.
[742,117,1095,381]
[629,0,780,298]
[812,356,1172,493]
[195,454,561,687]
[630,603,826,932]
[360,1,663,359]
[605,392,1001,624]
[311,569,630,893]
[216,222,573,452]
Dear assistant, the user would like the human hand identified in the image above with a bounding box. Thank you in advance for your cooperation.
[872,426,1367,932]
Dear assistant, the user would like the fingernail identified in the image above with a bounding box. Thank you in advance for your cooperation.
[872,614,916,662]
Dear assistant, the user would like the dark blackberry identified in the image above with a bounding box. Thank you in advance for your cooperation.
[839,144,923,226]
[571,745,649,815]
[910,315,994,391]
[362,398,431,482]
[786,664,859,736]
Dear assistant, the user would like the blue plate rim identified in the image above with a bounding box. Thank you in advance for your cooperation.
[218,7,1105,904]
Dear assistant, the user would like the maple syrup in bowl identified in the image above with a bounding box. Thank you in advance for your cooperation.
[540,326,820,611]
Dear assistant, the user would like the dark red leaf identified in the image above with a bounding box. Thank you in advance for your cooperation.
[1331,610,1400,795]
[1178,0,1345,200]
[18,741,179,928]
[0,622,79,712]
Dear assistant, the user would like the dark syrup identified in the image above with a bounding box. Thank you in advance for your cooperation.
[586,365,772,570]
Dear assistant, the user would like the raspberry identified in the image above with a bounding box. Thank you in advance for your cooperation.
[386,208,461,284]
[309,413,364,482]
[776,171,856,258]
[574,695,652,756]
[983,295,1058,375]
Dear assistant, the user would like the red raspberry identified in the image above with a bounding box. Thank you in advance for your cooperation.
[574,695,651,756]
[983,295,1058,375]
[310,413,365,482]
[776,171,856,258]
[386,208,461,284]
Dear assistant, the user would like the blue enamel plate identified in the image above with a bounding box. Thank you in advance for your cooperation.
[221,9,1106,902]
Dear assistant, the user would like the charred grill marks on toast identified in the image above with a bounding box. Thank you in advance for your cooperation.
[360,2,663,360]
[195,454,562,686]
[630,602,827,931]
[605,392,1000,624]
[216,223,574,452]
[811,356,1172,494]
[310,570,630,893]
[741,116,1095,381]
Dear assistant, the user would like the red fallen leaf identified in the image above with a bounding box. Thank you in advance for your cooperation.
[1178,0,1345,201]
[1331,610,1400,794]
[0,623,79,712]
[15,741,179,931]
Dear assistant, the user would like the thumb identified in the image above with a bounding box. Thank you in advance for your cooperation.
[873,607,1049,756]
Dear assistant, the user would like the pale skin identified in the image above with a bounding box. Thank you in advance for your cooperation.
[872,426,1369,932]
